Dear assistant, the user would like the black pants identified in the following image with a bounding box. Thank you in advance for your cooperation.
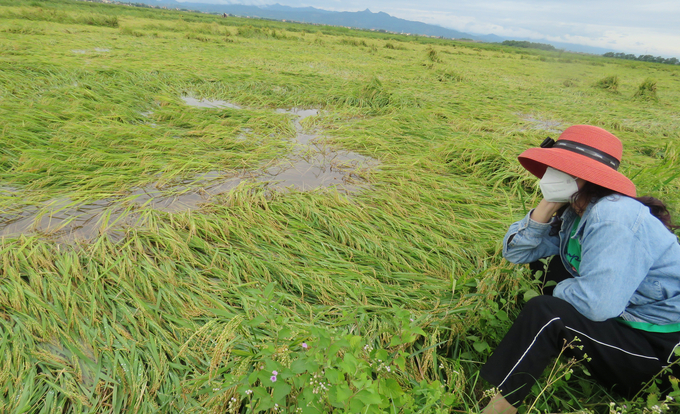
[480,257,680,407]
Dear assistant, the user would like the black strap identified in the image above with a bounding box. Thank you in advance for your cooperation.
[540,137,620,170]
[552,140,620,170]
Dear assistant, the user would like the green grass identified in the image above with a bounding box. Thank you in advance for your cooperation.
[1,0,680,412]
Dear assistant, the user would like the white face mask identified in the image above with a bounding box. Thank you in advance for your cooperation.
[539,167,579,202]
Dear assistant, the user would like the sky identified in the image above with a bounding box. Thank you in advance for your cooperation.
[179,0,680,58]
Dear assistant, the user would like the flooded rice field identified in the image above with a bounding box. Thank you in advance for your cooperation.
[0,101,379,243]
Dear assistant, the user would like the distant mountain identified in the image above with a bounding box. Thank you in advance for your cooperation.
[529,40,614,55]
[263,3,333,14]
[137,0,472,38]
[471,33,614,55]
[134,0,617,55]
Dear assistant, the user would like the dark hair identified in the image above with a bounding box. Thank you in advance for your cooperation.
[549,182,679,234]
[574,182,679,230]
[570,181,616,216]
[636,196,680,231]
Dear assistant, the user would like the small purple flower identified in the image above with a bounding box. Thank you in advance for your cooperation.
[302,342,308,349]
[270,375,277,382]
[272,370,278,376]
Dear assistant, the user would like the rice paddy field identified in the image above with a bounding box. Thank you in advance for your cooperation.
[1,0,680,412]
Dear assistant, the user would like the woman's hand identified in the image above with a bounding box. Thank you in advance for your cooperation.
[530,199,567,223]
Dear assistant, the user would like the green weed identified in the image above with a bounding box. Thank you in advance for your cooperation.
[185,32,212,42]
[2,24,45,34]
[332,77,393,110]
[633,77,659,101]
[427,47,442,63]
[593,75,620,92]
[119,26,144,37]
[340,37,368,47]
[384,42,406,50]
[437,69,465,82]
[1,5,119,27]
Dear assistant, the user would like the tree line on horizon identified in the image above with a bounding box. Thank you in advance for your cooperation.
[501,40,557,51]
[603,52,679,65]
[500,40,679,67]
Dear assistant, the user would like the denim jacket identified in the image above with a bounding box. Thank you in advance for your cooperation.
[503,195,680,324]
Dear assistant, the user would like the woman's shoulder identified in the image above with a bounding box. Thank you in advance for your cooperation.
[592,194,642,210]
[588,195,647,225]
[588,195,677,240]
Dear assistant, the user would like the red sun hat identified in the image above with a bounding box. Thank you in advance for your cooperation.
[518,125,636,198]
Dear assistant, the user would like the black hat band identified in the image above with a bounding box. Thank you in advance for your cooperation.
[541,138,620,170]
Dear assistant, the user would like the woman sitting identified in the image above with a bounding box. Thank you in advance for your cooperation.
[480,125,680,414]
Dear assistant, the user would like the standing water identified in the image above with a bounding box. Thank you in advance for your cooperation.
[0,101,379,243]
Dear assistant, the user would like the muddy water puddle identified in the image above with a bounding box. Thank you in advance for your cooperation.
[1,104,378,243]
[38,336,100,390]
[0,198,136,243]
[255,107,377,191]
[71,48,110,54]
[181,96,242,109]
[517,113,564,133]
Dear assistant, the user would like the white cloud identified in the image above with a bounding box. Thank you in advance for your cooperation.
[384,3,680,56]
[178,0,680,56]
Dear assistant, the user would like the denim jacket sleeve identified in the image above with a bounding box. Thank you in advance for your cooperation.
[503,210,561,264]
[553,218,654,322]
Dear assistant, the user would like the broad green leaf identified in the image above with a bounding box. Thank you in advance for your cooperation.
[380,378,403,399]
[329,384,353,407]
[523,289,541,302]
[473,340,489,353]
[355,389,382,405]
[291,358,316,374]
[273,382,291,402]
